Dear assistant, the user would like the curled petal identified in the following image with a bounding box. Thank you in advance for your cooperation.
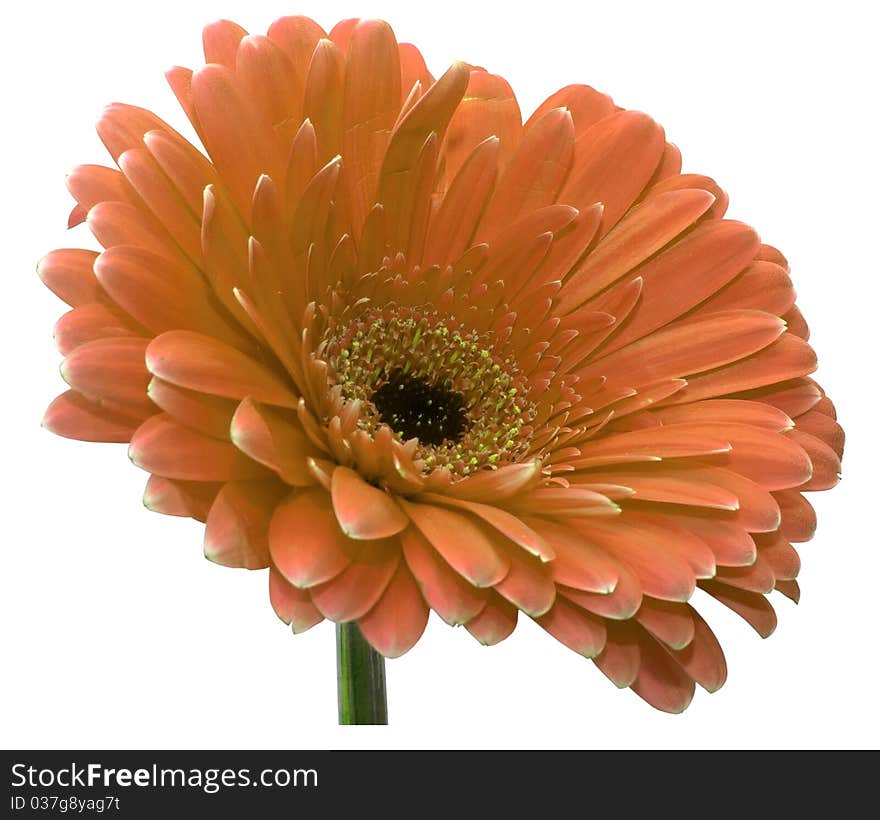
[331,466,409,539]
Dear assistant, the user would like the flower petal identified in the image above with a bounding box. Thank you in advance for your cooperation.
[557,189,719,312]
[535,598,607,658]
[668,609,727,693]
[43,390,143,443]
[146,330,298,407]
[309,539,400,622]
[399,500,509,588]
[143,475,220,521]
[53,304,139,355]
[268,488,358,588]
[523,517,620,594]
[576,518,696,602]
[38,249,102,307]
[561,110,665,234]
[129,414,267,481]
[635,600,696,650]
[230,397,321,486]
[331,466,409,539]
[700,581,777,637]
[418,493,554,561]
[269,567,324,633]
[358,564,429,658]
[401,527,486,626]
[631,630,696,713]
[204,480,285,569]
[464,595,518,646]
[61,337,152,412]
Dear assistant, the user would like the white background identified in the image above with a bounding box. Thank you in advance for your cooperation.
[2,0,876,749]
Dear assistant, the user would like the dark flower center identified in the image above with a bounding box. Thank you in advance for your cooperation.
[321,307,537,474]
[371,368,468,446]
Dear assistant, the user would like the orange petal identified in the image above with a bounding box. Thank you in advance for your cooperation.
[38,249,102,307]
[302,38,345,164]
[669,609,727,693]
[576,518,696,602]
[381,61,469,222]
[535,598,607,658]
[129,414,267,481]
[146,330,297,408]
[202,19,248,67]
[657,512,757,568]
[579,310,786,390]
[191,64,282,218]
[464,595,518,646]
[267,15,327,74]
[512,487,621,517]
[444,70,522,181]
[147,378,236,440]
[621,511,716,580]
[95,245,228,337]
[204,480,285,569]
[61,337,152,412]
[666,333,817,404]
[523,517,619,594]
[757,535,801,581]
[558,189,719,312]
[269,567,323,633]
[774,490,816,543]
[593,622,640,688]
[573,468,738,511]
[358,564,429,658]
[268,488,358,588]
[230,398,321,486]
[143,475,220,522]
[560,563,642,620]
[493,547,556,617]
[43,390,143,443]
[418,493,554,560]
[341,20,401,233]
[424,136,499,267]
[794,409,845,459]
[399,500,509,587]
[53,304,139,355]
[572,424,733,468]
[117,148,202,262]
[144,128,219,216]
[707,423,814,490]
[236,34,303,131]
[787,429,840,490]
[309,539,400,621]
[442,459,543,503]
[696,259,795,316]
[331,466,409,539]
[635,600,696,650]
[700,581,777,637]
[401,527,486,626]
[398,42,432,91]
[653,399,793,431]
[526,84,614,136]
[478,107,575,239]
[561,110,665,235]
[631,630,696,713]
[599,220,761,351]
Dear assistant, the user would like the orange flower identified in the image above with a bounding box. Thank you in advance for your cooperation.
[41,16,844,712]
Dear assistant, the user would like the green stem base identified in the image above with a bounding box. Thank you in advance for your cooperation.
[336,623,388,725]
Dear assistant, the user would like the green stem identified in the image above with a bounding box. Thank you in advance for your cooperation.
[336,623,388,725]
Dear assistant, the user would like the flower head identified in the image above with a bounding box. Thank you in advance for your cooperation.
[41,16,844,712]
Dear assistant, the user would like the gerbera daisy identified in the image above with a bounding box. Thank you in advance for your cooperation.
[40,15,843,717]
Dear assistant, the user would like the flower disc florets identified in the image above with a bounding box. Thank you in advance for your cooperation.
[321,305,535,475]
